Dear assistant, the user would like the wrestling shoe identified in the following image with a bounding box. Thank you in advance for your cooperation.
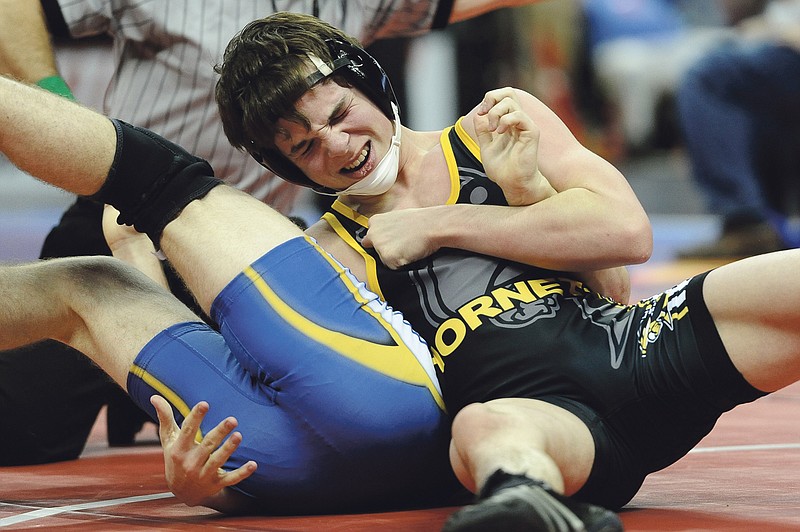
[442,470,623,532]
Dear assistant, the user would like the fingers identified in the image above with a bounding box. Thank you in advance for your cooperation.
[181,403,251,477]
[199,415,240,466]
[477,87,517,115]
[151,396,212,454]
[220,459,258,487]
[483,101,533,135]
[154,396,256,501]
[193,418,258,489]
[361,229,373,249]
[177,400,210,448]
[476,89,538,143]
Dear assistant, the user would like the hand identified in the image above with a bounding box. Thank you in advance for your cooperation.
[362,208,440,269]
[474,88,555,206]
[151,395,257,508]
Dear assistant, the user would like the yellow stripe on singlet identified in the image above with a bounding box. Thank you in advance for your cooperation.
[129,364,204,442]
[244,238,445,410]
[322,207,385,301]
[453,117,483,162]
[440,124,465,205]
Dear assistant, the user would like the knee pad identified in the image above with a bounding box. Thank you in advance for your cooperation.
[88,119,222,248]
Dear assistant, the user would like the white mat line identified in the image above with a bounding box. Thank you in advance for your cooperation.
[3,441,799,526]
[690,442,800,454]
[0,492,173,527]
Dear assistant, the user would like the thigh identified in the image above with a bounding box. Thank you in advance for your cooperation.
[211,236,445,422]
[703,249,800,392]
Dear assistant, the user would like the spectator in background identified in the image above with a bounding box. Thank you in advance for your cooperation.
[578,0,734,153]
[676,0,800,259]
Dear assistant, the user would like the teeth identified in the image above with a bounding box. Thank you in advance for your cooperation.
[344,147,369,170]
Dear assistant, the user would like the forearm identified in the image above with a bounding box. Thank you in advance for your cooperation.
[0,0,59,82]
[453,87,651,270]
[0,75,115,195]
[426,189,651,271]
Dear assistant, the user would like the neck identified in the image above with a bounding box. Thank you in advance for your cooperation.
[338,128,447,216]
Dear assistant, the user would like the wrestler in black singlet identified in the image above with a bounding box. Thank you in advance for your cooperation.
[323,118,766,509]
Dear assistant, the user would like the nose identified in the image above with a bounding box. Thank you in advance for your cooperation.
[320,127,350,158]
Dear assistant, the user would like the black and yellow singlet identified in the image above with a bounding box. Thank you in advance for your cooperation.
[322,118,765,510]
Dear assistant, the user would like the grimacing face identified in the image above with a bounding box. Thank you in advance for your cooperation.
[273,79,394,192]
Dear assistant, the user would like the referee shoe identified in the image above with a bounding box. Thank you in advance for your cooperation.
[442,470,623,532]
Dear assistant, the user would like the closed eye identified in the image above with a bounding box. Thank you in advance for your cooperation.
[288,96,352,159]
[289,139,314,159]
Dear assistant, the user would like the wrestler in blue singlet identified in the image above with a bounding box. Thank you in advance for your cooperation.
[126,236,464,514]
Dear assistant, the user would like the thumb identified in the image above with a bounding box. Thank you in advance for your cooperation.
[150,395,179,444]
[361,228,373,249]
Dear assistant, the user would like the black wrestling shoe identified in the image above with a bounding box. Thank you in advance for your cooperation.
[442,470,623,532]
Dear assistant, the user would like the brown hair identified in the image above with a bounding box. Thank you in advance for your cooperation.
[214,12,362,157]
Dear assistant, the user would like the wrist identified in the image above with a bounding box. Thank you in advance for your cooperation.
[503,170,556,206]
[36,75,75,100]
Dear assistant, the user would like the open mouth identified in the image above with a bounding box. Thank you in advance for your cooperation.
[343,143,370,173]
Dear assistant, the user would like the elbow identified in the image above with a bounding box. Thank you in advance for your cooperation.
[621,214,653,265]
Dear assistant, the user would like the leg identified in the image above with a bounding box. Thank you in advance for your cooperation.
[158,185,304,314]
[445,398,621,531]
[676,41,800,258]
[0,256,198,387]
[126,236,459,513]
[0,198,127,464]
[38,198,156,453]
[703,249,800,392]
[0,76,303,314]
[449,398,594,495]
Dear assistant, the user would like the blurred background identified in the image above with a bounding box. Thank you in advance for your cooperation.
[2,0,797,267]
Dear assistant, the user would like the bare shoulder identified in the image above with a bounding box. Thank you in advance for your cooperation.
[305,219,339,249]
[305,218,368,282]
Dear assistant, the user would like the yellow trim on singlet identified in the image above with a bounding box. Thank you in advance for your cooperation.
[331,198,371,226]
[244,240,446,411]
[454,117,483,163]
[130,364,204,442]
[326,125,467,294]
[321,210,386,301]
[439,126,462,206]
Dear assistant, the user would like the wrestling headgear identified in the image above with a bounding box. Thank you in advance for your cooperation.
[248,38,399,193]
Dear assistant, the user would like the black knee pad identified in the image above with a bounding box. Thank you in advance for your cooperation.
[88,119,222,248]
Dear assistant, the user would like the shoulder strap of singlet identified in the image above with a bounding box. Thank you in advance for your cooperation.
[321,203,386,301]
[439,123,462,206]
[452,117,482,163]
